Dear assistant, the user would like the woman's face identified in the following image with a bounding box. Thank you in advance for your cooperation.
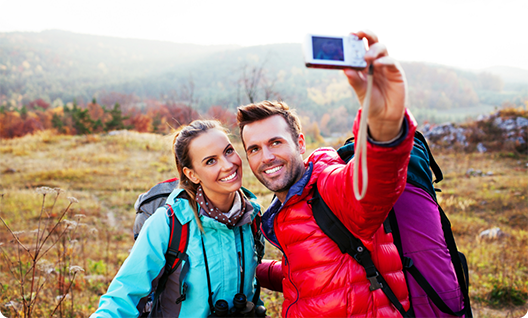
[183,128,243,204]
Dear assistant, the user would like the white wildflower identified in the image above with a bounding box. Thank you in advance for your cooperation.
[12,230,26,236]
[56,294,70,301]
[5,301,21,309]
[69,265,84,274]
[68,197,79,203]
[62,220,78,227]
[35,187,55,195]
[54,188,64,193]
[37,259,55,274]
[90,227,98,235]
[74,214,86,219]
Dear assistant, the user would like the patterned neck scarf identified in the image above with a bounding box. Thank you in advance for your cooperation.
[195,185,245,226]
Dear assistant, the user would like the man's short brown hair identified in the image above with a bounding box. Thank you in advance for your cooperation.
[237,101,302,145]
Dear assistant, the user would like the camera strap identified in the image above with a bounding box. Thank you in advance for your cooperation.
[352,64,374,201]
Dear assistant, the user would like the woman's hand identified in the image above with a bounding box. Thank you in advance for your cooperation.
[343,29,407,142]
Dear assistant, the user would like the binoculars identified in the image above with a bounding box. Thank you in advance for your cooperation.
[208,293,266,317]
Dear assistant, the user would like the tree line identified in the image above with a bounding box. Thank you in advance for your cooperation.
[0,98,237,139]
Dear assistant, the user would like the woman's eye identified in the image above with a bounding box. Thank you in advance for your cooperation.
[206,158,216,165]
[226,148,234,155]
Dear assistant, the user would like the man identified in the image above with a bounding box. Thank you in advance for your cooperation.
[237,30,417,317]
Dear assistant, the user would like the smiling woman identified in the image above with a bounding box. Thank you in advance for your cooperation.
[182,128,243,213]
[90,120,267,318]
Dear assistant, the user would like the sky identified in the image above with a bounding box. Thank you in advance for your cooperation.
[1,0,527,71]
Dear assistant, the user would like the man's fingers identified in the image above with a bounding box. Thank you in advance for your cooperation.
[354,29,378,47]
[373,56,402,75]
[343,68,367,94]
[364,43,388,64]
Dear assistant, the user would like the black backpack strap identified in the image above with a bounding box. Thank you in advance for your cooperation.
[250,212,265,305]
[251,213,265,264]
[310,186,411,317]
[151,204,190,310]
[414,131,443,183]
[438,205,473,317]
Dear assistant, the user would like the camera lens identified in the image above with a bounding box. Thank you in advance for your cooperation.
[232,293,247,310]
[214,299,229,317]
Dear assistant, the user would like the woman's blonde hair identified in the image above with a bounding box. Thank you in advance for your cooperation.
[172,120,226,232]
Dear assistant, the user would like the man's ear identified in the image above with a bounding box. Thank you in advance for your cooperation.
[297,133,306,155]
[183,167,200,185]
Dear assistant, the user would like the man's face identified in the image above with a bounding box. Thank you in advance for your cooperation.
[242,115,306,201]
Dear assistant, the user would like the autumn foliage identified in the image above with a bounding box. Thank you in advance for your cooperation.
[0,98,237,139]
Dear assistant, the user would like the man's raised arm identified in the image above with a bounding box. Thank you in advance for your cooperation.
[318,30,417,242]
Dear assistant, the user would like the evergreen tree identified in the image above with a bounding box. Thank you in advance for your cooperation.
[104,103,129,131]
[68,101,94,135]
[51,113,65,133]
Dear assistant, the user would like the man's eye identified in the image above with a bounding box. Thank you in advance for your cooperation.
[249,147,259,154]
[272,141,281,146]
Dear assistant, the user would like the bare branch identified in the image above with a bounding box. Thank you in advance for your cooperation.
[49,272,78,317]
[0,215,31,254]
[37,202,73,252]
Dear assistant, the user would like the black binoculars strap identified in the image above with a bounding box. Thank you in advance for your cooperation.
[239,227,246,294]
[201,236,216,313]
[201,227,248,315]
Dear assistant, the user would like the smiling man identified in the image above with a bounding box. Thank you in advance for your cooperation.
[237,30,417,318]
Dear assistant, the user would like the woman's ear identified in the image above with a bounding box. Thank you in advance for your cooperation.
[183,167,200,185]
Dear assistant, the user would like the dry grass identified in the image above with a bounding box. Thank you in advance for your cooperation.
[0,132,527,317]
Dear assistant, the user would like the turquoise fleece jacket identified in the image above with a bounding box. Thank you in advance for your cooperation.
[91,188,262,318]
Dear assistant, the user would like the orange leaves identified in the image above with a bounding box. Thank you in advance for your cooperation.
[1,99,239,139]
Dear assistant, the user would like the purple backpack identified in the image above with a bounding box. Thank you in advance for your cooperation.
[328,131,473,318]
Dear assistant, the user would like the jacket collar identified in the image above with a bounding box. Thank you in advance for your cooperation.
[261,163,313,248]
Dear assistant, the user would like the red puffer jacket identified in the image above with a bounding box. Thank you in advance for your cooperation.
[260,109,416,317]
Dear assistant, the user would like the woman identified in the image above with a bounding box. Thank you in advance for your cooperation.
[91,120,265,317]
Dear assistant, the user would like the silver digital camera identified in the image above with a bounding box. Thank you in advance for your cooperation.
[303,34,367,70]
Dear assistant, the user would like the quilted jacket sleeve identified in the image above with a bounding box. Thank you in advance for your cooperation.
[256,260,283,292]
[90,208,170,318]
[318,108,417,245]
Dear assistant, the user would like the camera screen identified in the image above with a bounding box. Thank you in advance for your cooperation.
[312,36,344,61]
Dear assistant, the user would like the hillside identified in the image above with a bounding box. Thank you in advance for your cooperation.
[1,30,528,124]
[483,65,528,84]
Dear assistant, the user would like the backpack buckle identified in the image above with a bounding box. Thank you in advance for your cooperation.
[402,257,414,269]
[175,283,188,304]
[367,272,383,291]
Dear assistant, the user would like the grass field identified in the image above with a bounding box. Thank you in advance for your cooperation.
[0,130,527,317]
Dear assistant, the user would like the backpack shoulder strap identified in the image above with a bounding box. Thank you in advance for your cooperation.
[151,203,191,309]
[310,186,411,317]
[437,205,473,317]
[251,212,265,264]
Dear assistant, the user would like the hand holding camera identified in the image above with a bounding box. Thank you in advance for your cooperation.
[304,30,407,142]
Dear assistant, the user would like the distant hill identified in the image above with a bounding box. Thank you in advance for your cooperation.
[1,30,527,124]
[481,65,528,84]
